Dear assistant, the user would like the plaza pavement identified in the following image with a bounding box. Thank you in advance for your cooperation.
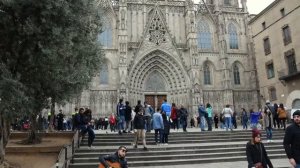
[93,125,292,168]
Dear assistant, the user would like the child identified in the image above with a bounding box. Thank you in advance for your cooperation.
[109,113,116,132]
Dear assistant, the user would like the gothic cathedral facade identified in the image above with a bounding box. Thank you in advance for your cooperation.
[65,0,259,117]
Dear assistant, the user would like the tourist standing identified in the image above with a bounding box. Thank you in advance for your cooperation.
[263,106,273,143]
[109,113,116,132]
[144,103,152,132]
[161,99,171,118]
[213,113,219,129]
[124,101,132,133]
[241,108,248,130]
[133,100,148,150]
[162,112,170,145]
[277,103,287,130]
[198,104,206,131]
[283,110,300,168]
[152,108,164,145]
[246,129,273,168]
[170,103,179,131]
[221,105,233,131]
[206,103,213,131]
[265,100,278,129]
[179,105,188,132]
[117,98,126,134]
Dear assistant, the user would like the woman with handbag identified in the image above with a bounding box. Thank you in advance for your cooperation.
[277,103,287,130]
[246,129,273,168]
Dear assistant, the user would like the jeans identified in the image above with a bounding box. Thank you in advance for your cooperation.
[242,120,248,129]
[181,117,187,131]
[200,116,206,131]
[80,125,95,147]
[266,127,272,139]
[225,117,232,131]
[154,129,163,143]
[118,115,125,131]
[144,116,151,132]
[162,133,168,143]
[207,117,212,131]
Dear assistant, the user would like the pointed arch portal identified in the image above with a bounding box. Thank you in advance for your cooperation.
[129,50,188,91]
[128,50,190,109]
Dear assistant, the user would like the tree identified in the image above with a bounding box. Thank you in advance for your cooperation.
[0,0,103,164]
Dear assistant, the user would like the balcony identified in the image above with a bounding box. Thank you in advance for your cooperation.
[278,63,300,81]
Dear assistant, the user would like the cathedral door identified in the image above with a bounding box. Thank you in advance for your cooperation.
[145,95,167,111]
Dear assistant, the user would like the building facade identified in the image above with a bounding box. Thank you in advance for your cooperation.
[59,0,259,117]
[249,0,300,117]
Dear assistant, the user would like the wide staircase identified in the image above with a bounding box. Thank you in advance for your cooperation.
[69,129,288,168]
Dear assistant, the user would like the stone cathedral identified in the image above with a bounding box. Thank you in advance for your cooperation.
[61,0,260,117]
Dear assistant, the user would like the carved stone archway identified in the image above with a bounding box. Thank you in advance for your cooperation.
[128,50,190,107]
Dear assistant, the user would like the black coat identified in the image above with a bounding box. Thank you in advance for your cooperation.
[283,123,300,164]
[246,140,273,168]
[124,105,132,121]
[133,114,145,129]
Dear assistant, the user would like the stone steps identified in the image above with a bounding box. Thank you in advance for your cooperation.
[69,130,288,168]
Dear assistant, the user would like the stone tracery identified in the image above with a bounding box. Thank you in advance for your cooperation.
[129,50,188,92]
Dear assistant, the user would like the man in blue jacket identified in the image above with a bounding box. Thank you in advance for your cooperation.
[161,99,171,118]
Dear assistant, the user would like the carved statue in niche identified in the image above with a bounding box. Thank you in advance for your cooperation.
[189,13,195,32]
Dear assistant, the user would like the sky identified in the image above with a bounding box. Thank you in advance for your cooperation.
[193,0,275,14]
[246,0,275,14]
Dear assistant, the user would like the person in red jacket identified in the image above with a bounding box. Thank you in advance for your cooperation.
[170,103,178,131]
[109,113,116,132]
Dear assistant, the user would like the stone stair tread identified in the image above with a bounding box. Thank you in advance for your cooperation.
[73,149,285,161]
[70,154,286,166]
[74,145,284,156]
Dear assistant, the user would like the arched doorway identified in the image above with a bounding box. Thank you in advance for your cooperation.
[144,71,167,110]
[128,50,190,109]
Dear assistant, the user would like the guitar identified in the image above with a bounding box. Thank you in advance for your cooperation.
[98,161,121,168]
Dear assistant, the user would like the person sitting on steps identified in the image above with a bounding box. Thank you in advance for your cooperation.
[99,146,128,168]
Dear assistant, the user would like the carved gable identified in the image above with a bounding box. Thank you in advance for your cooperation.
[148,10,167,45]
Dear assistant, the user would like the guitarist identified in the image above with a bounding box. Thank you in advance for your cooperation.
[99,146,128,168]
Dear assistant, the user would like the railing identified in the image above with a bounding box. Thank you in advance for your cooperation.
[55,130,80,168]
[278,63,300,80]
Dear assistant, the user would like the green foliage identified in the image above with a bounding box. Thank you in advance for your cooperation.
[0,0,103,117]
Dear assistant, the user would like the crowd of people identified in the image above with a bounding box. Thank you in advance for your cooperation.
[98,99,299,168]
[10,98,299,168]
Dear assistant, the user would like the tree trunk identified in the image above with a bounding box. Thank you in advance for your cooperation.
[23,114,41,144]
[0,113,11,165]
[48,98,55,132]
